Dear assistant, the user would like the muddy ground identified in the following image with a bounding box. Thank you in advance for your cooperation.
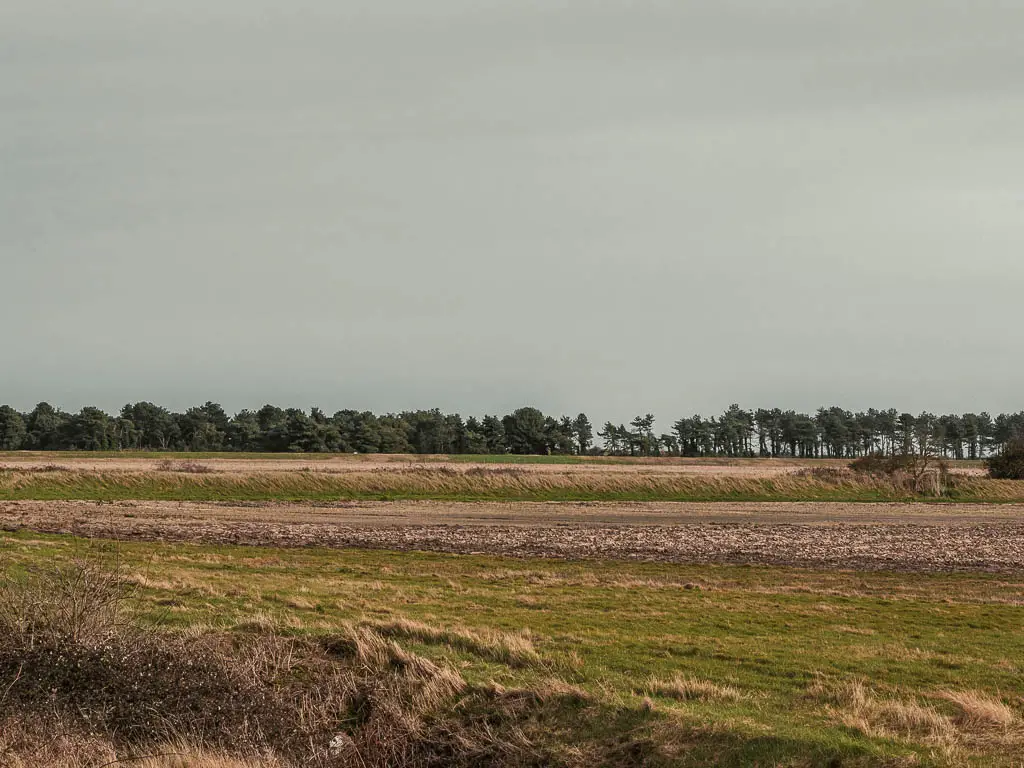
[2,500,1020,573]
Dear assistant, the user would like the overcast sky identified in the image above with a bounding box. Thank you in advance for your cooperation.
[2,1,1022,424]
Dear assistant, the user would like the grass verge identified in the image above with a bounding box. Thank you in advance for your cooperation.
[0,466,1020,503]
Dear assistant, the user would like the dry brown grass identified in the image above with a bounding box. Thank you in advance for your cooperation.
[155,459,217,473]
[3,463,1021,502]
[642,674,743,703]
[0,726,288,768]
[0,464,71,473]
[369,616,541,667]
[940,689,1018,730]
[811,680,1023,753]
[813,681,955,744]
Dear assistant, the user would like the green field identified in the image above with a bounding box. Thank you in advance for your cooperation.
[2,530,1022,766]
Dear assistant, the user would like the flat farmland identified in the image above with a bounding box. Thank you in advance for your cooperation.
[4,454,1024,767]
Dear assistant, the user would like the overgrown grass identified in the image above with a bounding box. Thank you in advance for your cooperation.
[0,556,665,767]
[0,465,1019,502]
[3,532,1023,766]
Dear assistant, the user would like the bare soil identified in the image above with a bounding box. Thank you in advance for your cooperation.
[3,499,1021,573]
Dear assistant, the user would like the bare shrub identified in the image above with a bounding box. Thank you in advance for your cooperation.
[0,562,643,767]
[0,558,134,649]
[986,438,1024,480]
[850,452,951,496]
[850,454,915,476]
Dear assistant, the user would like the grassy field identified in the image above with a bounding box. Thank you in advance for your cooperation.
[0,464,1019,503]
[2,530,1023,766]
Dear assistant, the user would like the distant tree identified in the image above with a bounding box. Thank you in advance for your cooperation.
[4,398,1022,460]
[0,406,27,450]
[200,402,231,436]
[257,405,287,434]
[121,402,177,450]
[352,411,382,454]
[226,410,261,451]
[61,407,111,450]
[446,414,469,454]
[284,409,322,452]
[502,407,549,454]
[897,413,916,455]
[480,415,507,454]
[598,422,621,455]
[24,402,66,450]
[660,433,679,456]
[376,415,412,453]
[572,413,593,456]
[464,417,488,454]
[630,414,656,456]
[404,409,450,454]
[550,417,576,455]
[176,407,224,451]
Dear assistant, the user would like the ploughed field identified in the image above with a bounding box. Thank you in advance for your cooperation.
[3,454,1024,767]
[4,499,1024,573]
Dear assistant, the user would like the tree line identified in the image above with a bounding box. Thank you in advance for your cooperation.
[0,401,1021,458]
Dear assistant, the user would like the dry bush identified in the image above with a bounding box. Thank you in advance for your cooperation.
[849,454,916,476]
[849,452,952,496]
[0,562,648,768]
[155,460,216,474]
[641,674,742,703]
[987,438,1024,480]
[0,558,133,650]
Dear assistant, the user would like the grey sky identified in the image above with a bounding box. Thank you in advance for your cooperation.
[2,0,1022,425]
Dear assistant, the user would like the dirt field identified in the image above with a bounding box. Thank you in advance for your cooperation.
[5,499,1022,573]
